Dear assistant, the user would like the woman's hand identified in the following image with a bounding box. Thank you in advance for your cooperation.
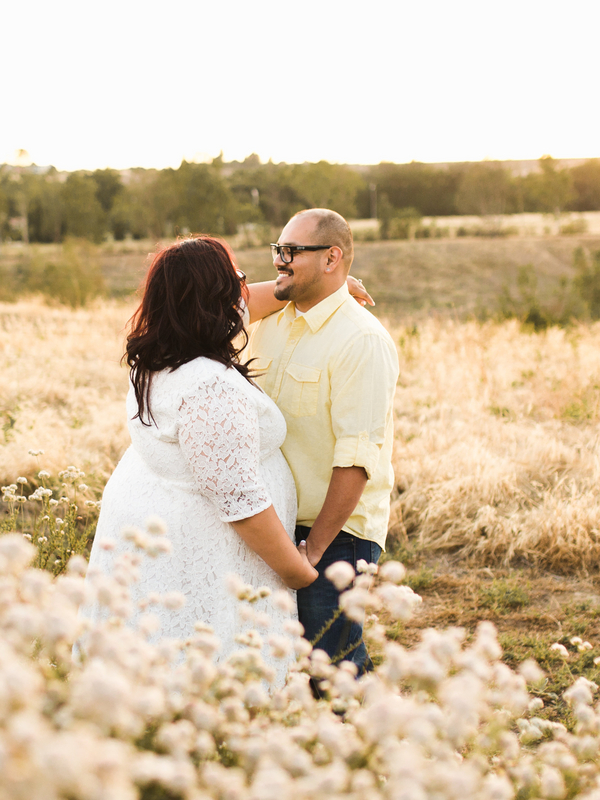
[231,506,318,590]
[286,540,318,589]
[347,275,375,307]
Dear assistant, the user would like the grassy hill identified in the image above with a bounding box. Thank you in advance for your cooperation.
[236,236,600,320]
[1,234,600,319]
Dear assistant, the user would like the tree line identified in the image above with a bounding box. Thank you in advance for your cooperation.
[1,155,599,244]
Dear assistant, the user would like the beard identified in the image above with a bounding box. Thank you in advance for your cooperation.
[274,271,295,301]
[274,284,293,301]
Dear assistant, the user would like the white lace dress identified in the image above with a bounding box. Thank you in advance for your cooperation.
[87,358,298,679]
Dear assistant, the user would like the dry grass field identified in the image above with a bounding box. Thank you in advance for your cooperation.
[0,298,132,488]
[4,296,600,573]
[4,294,600,722]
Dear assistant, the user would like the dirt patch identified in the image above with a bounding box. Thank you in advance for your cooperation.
[384,550,600,724]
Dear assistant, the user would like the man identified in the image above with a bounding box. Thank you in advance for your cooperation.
[248,208,399,671]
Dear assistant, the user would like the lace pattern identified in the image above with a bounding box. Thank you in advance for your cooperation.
[86,358,298,685]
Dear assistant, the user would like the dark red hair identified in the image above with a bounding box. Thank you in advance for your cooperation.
[125,236,250,425]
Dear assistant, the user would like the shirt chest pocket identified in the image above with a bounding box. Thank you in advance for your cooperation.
[281,363,321,417]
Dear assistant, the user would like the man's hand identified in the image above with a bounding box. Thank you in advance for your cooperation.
[306,466,368,567]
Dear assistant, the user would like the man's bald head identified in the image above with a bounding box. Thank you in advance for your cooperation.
[293,209,354,273]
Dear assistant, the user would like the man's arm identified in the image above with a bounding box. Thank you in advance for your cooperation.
[305,330,399,566]
[305,466,368,567]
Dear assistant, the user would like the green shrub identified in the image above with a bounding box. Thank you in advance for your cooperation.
[16,238,106,307]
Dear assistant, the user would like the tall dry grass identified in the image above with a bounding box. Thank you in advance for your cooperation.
[389,318,600,571]
[3,299,600,571]
[0,298,133,489]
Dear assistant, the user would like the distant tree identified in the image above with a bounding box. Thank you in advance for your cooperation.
[174,160,238,235]
[569,159,600,211]
[286,161,365,220]
[370,162,464,216]
[521,156,573,214]
[91,169,124,213]
[61,173,106,242]
[455,162,514,217]
[110,169,176,239]
[28,170,63,243]
[0,168,10,239]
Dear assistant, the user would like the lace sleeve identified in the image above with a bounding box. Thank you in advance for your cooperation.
[178,375,272,522]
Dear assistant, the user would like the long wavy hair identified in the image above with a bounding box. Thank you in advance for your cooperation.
[125,236,250,425]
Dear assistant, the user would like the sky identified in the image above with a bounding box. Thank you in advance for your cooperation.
[2,0,598,171]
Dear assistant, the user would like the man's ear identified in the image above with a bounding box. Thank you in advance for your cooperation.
[326,246,344,272]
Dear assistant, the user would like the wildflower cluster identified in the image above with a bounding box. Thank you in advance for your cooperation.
[2,526,600,800]
[1,457,100,575]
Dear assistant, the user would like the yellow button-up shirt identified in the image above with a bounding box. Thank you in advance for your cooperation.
[248,284,399,550]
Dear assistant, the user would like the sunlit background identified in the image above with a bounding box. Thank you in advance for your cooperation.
[2,0,598,170]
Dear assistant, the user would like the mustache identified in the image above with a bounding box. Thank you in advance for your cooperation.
[277,267,293,276]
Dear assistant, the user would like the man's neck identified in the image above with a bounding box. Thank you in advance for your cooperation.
[294,281,346,313]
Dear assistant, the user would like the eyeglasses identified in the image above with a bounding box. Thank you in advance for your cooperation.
[235,268,246,282]
[270,244,332,264]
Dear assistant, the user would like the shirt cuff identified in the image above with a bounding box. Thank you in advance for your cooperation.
[333,434,380,480]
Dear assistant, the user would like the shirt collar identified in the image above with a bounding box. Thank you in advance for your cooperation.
[277,284,350,333]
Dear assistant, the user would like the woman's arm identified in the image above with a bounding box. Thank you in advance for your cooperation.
[232,507,317,589]
[178,379,317,590]
[246,276,375,323]
[246,281,285,324]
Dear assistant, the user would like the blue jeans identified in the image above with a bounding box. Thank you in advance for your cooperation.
[295,526,382,673]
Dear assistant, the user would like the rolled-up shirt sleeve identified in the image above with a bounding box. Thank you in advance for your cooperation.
[330,333,399,480]
[178,376,272,522]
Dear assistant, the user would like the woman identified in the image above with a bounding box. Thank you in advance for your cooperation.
[87,236,372,678]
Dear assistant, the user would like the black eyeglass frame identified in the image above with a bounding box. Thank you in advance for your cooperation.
[270,243,333,264]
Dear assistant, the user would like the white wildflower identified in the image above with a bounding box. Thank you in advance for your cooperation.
[244,681,269,708]
[235,629,263,649]
[550,642,569,658]
[324,560,356,590]
[376,583,421,620]
[16,476,28,485]
[379,560,407,583]
[0,534,36,574]
[100,538,116,551]
[283,619,305,637]
[564,677,597,706]
[145,515,167,535]
[161,591,186,611]
[28,449,44,456]
[269,635,293,659]
[272,589,295,613]
[254,611,272,629]
[339,586,375,622]
[540,765,566,800]
[38,470,50,479]
[519,658,545,686]
[356,558,378,575]
[67,555,87,576]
